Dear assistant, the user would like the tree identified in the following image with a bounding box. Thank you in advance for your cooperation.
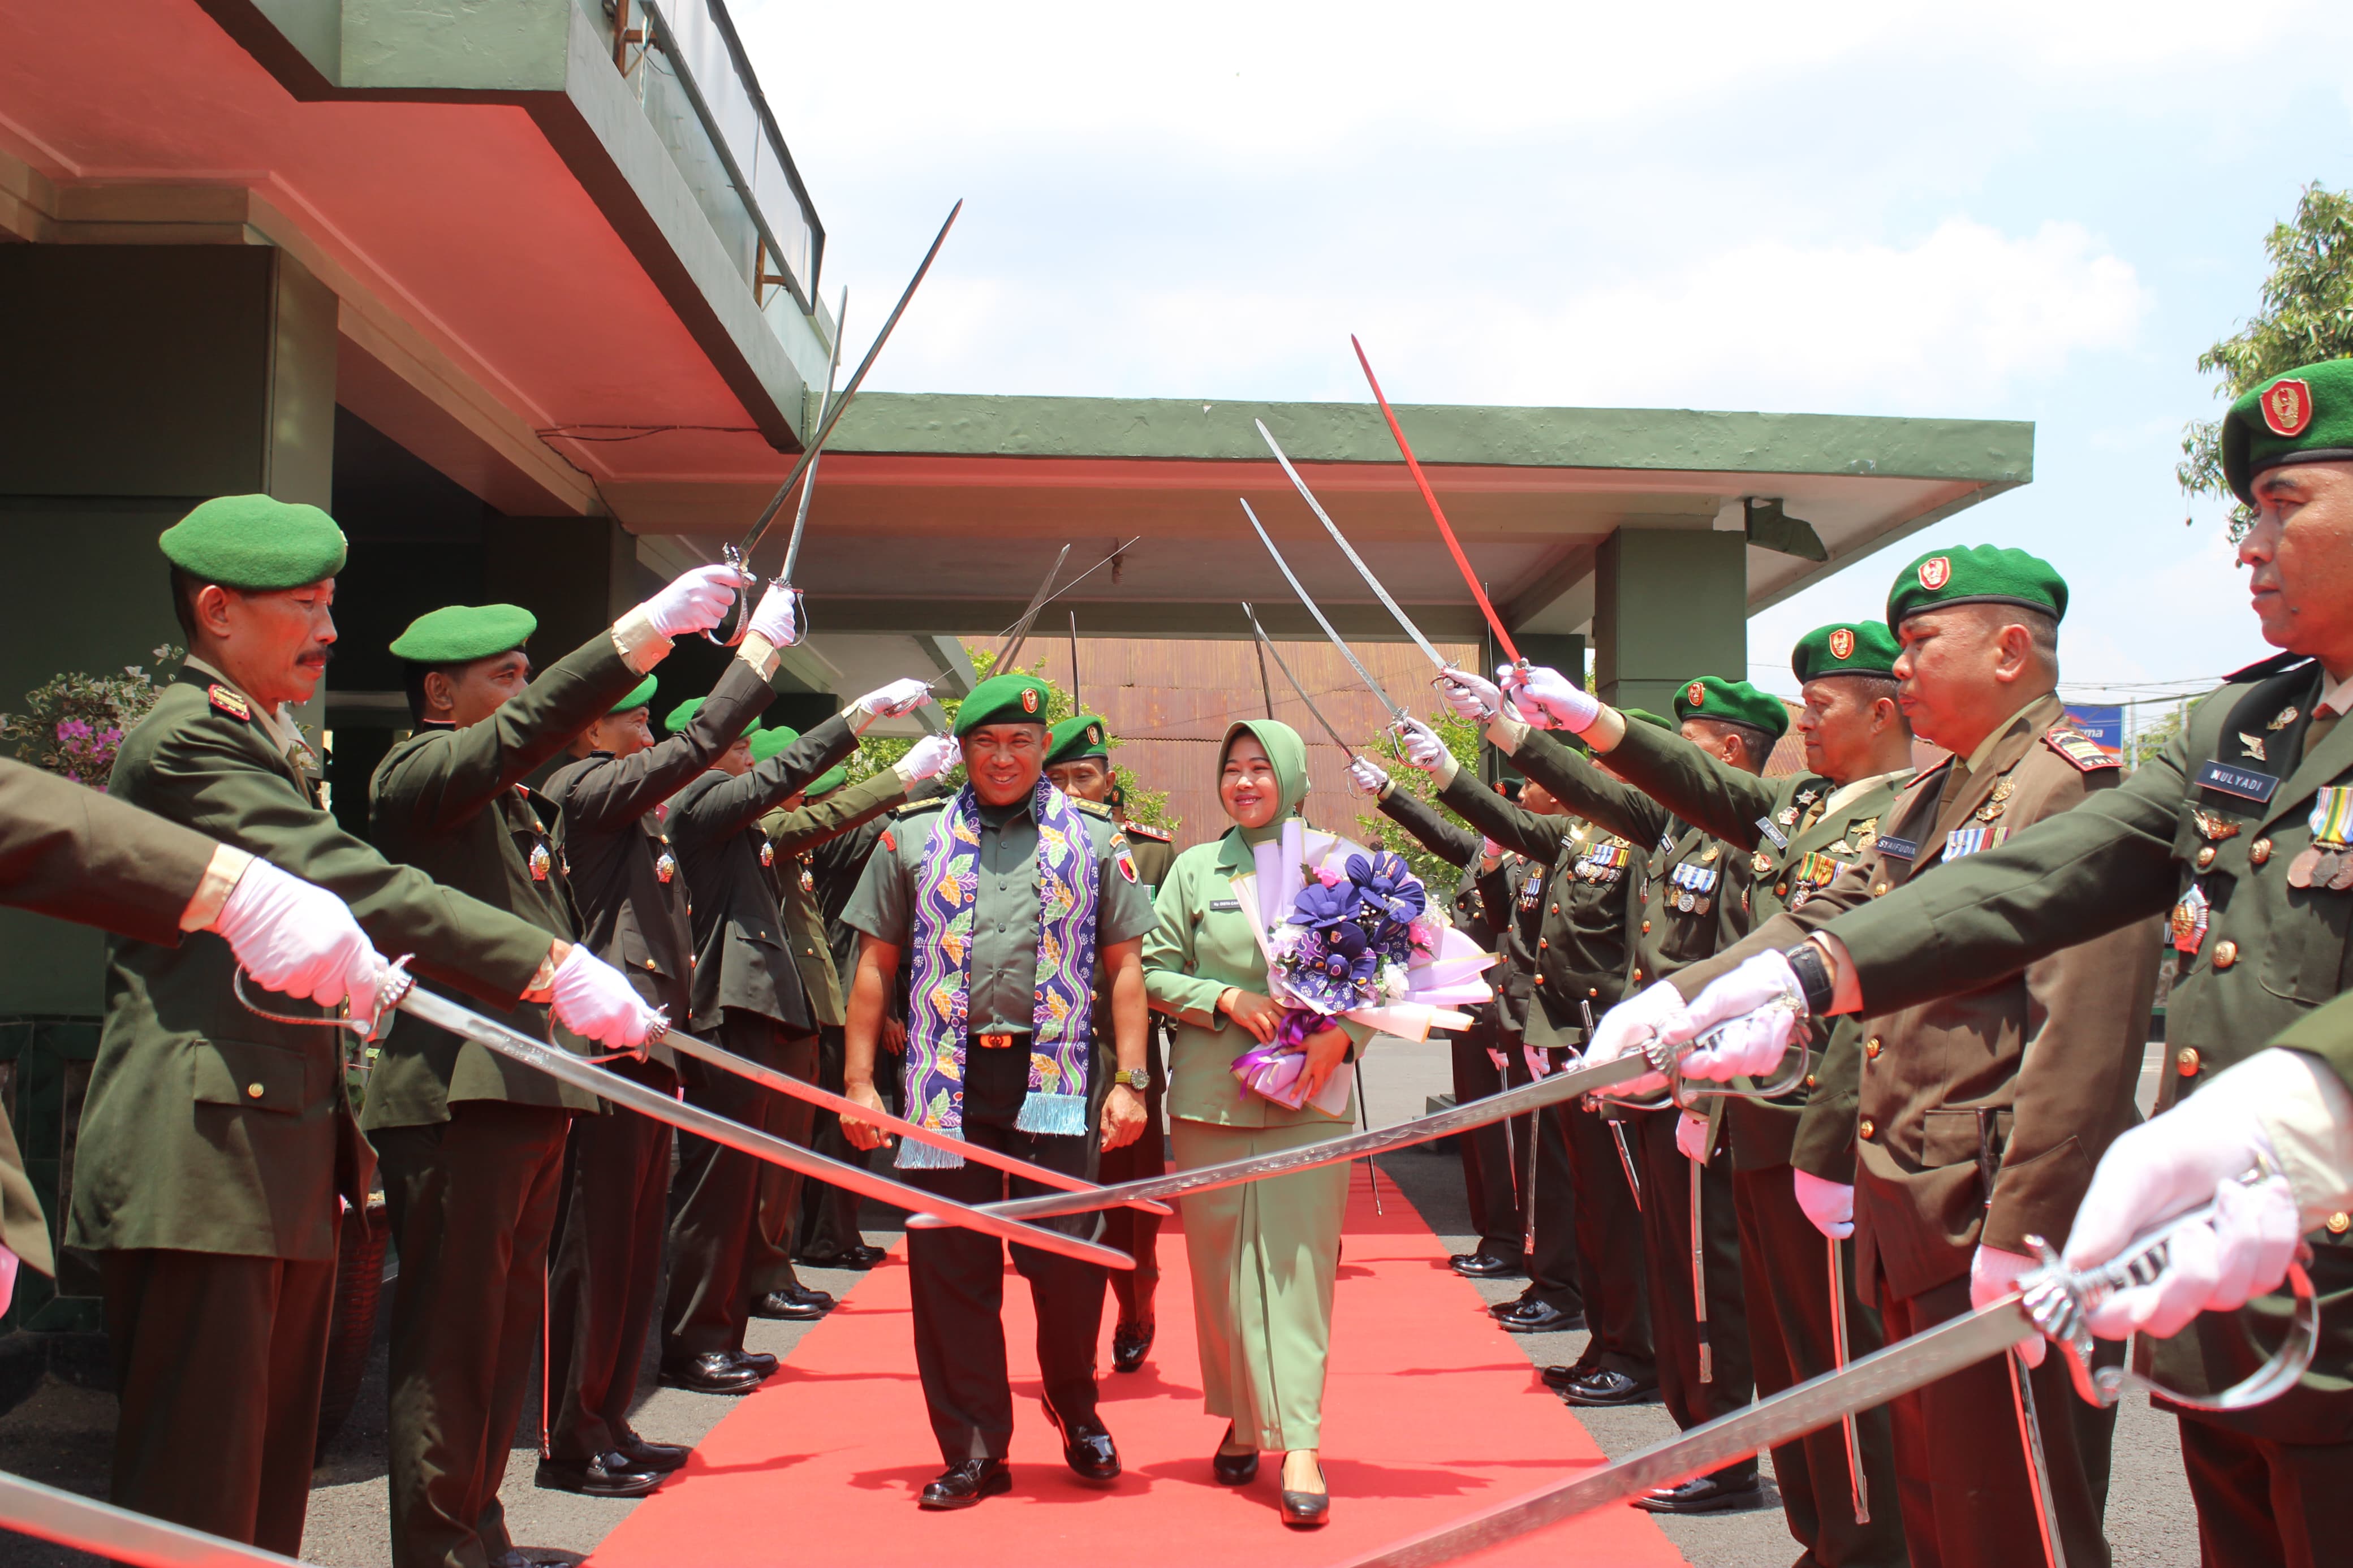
[1355,707,1484,895]
[2179,183,2353,539]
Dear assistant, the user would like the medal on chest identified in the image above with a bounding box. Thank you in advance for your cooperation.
[1943,824,2012,861]
[800,862,816,895]
[528,841,552,882]
[1516,868,1544,911]
[759,840,774,869]
[2289,787,2353,889]
[1574,841,1628,885]
[656,849,678,884]
[1668,859,1718,914]
[2169,883,2210,955]
[1975,775,2015,822]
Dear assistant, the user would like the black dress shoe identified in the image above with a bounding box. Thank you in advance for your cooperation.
[1553,1365,1662,1406]
[534,1451,663,1498]
[659,1352,765,1395]
[732,1349,779,1376]
[919,1458,1012,1510]
[751,1288,830,1321]
[1110,1319,1156,1373]
[1450,1251,1525,1280]
[799,1243,887,1270]
[616,1432,691,1473]
[1041,1403,1120,1481]
[1279,1458,1330,1528]
[1495,1298,1585,1335]
[1212,1422,1259,1486]
[1632,1474,1765,1514]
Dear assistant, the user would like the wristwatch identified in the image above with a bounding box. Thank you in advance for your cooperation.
[1113,1068,1151,1091]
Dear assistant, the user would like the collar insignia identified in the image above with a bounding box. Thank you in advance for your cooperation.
[2239,732,2269,762]
[2270,706,2300,731]
[206,684,252,722]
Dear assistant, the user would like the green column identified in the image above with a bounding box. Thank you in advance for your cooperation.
[1592,527,1746,718]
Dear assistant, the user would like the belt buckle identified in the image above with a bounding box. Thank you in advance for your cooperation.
[978,1031,1014,1050]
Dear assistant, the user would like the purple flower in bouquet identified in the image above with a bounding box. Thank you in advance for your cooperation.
[1348,852,1426,928]
[1289,876,1361,932]
[1287,922,1376,1012]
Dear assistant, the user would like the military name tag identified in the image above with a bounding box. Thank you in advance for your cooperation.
[1873,835,1920,862]
[2196,760,2279,804]
[1756,816,1789,849]
[1210,897,1242,912]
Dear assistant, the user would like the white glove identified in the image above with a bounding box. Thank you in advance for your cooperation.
[1970,1245,2048,1367]
[1675,1109,1712,1164]
[640,563,745,640]
[1395,717,1455,780]
[1499,663,1600,733]
[1665,951,1809,1082]
[745,580,801,647]
[549,945,665,1052]
[855,678,935,719]
[1437,666,1502,723]
[1345,755,1390,798]
[1584,979,1688,1097]
[1481,837,1506,862]
[895,733,960,783]
[2080,1175,2301,1340]
[210,858,390,1031]
[1792,1168,1855,1240]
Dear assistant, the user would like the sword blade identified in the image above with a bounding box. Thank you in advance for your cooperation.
[1342,1301,2033,1568]
[1256,418,1447,671]
[660,1023,1169,1215]
[0,1468,313,1567]
[392,984,1132,1270]
[778,286,848,586]
[994,544,1070,669]
[1240,602,1356,753]
[1238,498,1406,723]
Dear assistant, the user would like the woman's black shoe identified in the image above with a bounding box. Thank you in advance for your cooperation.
[1279,1455,1330,1528]
[1212,1423,1259,1487]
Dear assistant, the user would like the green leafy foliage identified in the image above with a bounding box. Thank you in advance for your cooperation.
[0,645,183,789]
[2179,183,2353,538]
[1355,707,1484,894]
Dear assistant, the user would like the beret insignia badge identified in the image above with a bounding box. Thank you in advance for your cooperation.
[1685,680,1705,708]
[1917,556,1953,591]
[2263,378,2313,437]
[1828,628,1855,660]
[1087,723,1102,745]
[1020,688,1040,714]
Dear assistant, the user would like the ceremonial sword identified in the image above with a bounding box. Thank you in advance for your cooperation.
[929,538,1143,691]
[994,544,1070,670]
[775,285,848,591]
[0,1469,314,1568]
[1339,1190,2322,1568]
[1256,419,1451,676]
[1238,498,1408,725]
[1240,601,1363,755]
[1580,999,1642,1210]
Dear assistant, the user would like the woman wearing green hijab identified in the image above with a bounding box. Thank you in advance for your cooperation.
[1143,719,1369,1528]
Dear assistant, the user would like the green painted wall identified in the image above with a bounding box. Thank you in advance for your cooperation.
[1594,529,1746,719]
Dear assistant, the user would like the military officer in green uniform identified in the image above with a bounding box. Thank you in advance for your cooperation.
[839,675,1157,1509]
[1042,712,1176,1372]
[365,570,748,1568]
[1471,626,1917,1567]
[1656,366,2353,1567]
[1594,547,2160,1568]
[85,496,667,1554]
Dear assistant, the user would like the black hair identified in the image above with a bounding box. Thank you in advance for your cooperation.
[169,566,208,645]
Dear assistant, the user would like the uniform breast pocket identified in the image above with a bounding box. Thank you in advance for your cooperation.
[190,1036,312,1115]
[617,920,670,983]
[1920,1107,2012,1170]
[2258,882,2353,1007]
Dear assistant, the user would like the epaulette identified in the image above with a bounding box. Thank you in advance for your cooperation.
[2044,724,2121,773]
[1071,797,1114,819]
[206,683,252,723]
[891,797,947,818]
[2222,651,2315,685]
[1121,821,1172,843]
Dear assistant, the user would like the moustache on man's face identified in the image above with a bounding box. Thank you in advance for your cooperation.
[296,645,337,668]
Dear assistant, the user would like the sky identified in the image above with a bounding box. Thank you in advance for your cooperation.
[732,1,2353,737]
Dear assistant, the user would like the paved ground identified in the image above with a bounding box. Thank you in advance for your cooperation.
[0,1039,2200,1566]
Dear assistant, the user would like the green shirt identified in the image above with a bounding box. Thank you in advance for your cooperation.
[842,789,1157,1036]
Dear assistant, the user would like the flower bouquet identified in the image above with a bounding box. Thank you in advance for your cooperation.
[1229,819,1496,1112]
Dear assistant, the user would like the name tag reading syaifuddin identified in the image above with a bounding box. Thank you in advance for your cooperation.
[1873,835,1920,862]
[2196,759,2279,805]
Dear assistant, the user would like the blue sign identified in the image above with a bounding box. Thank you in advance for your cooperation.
[2063,704,2123,751]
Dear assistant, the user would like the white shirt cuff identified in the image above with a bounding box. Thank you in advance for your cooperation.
[182,844,256,932]
[736,632,782,682]
[609,605,671,673]
[2246,1048,2353,1229]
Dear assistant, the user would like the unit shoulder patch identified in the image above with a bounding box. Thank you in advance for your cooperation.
[2044,725,2121,773]
[206,684,252,723]
[1121,821,1173,843]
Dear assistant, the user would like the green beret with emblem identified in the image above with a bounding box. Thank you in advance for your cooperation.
[389,604,536,665]
[667,697,760,736]
[807,764,850,797]
[1791,620,1901,684]
[2223,358,2353,505]
[1045,713,1111,766]
[159,494,348,589]
[954,672,1052,735]
[1885,543,2066,628]
[1673,676,1789,741]
[610,674,657,714]
[1622,707,1673,732]
[748,725,799,764]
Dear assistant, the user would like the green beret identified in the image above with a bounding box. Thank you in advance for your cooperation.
[1673,676,1790,741]
[954,672,1051,736]
[1790,620,1901,685]
[1045,713,1111,767]
[2223,359,2353,505]
[159,494,347,590]
[667,698,761,736]
[807,765,850,797]
[610,674,657,714]
[1622,708,1673,732]
[1885,544,2066,628]
[748,725,800,764]
[389,604,536,665]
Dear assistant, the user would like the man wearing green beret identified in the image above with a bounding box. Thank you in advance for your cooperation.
[363,566,765,1568]
[838,673,1158,1508]
[658,680,938,1390]
[80,496,677,1553]
[742,729,962,1318]
[1042,714,1178,1372]
[1647,364,2353,1562]
[1585,543,2162,1568]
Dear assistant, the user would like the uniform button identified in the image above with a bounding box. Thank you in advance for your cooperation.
[1550,905,1559,915]
[2176,1047,2200,1077]
[1588,987,1600,999]
[1864,1036,1882,1060]
[2251,837,2273,866]
[1631,969,1644,984]
[1804,1074,1817,1090]
[2213,940,2239,970]
[2330,1213,2351,1237]
[1858,1117,1876,1140]
[1641,921,1652,934]
[246,1082,265,1099]
[2196,845,2217,870]
[1775,882,1789,897]
[645,959,657,970]
[1872,882,1890,897]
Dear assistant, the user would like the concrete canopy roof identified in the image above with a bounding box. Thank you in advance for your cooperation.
[630,392,2033,641]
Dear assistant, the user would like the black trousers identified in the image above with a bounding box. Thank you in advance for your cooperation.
[898,1040,1105,1466]
[665,1011,812,1358]
[1562,1103,1653,1378]
[1097,1027,1166,1323]
[1500,1045,1583,1315]
[1635,1109,1755,1484]
[1733,1165,1907,1568]
[746,1028,822,1298]
[1453,1025,1523,1259]
[795,1026,868,1260]
[2177,1416,2353,1568]
[373,1102,571,1568]
[101,1246,335,1556]
[1880,1274,2115,1568]
[546,1058,675,1465]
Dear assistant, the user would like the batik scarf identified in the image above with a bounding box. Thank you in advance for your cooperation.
[898,776,1101,1168]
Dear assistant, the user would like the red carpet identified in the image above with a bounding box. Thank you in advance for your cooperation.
[588,1169,1689,1567]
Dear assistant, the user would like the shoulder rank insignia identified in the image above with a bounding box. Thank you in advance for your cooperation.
[2269,706,2300,731]
[206,683,252,722]
[893,798,947,817]
[1072,797,1114,819]
[2043,727,2120,773]
[1122,822,1172,843]
[2238,732,2268,762]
